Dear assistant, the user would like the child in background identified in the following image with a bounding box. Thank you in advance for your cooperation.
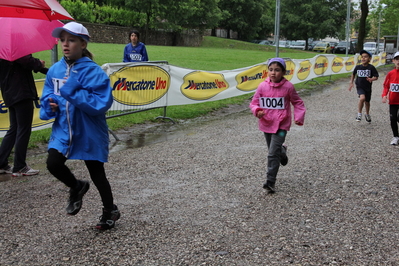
[249,58,306,193]
[382,51,399,145]
[349,50,379,122]
[40,22,120,230]
[123,29,149,62]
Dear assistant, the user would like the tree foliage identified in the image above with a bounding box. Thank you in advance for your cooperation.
[60,0,380,45]
[279,0,347,47]
[218,0,274,41]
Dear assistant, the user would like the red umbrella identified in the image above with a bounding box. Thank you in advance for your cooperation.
[0,17,63,61]
[0,0,73,21]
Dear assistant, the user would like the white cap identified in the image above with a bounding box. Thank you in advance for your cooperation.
[52,22,90,42]
[394,51,399,59]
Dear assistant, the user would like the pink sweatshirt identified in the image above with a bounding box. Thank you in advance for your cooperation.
[249,77,306,133]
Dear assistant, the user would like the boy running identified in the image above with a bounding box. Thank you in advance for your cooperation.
[382,51,399,145]
[349,50,379,122]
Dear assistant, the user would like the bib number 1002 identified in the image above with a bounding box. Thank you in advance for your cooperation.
[259,97,285,109]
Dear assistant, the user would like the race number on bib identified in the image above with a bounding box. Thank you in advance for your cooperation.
[357,69,370,78]
[259,97,285,109]
[390,83,399,92]
[52,78,65,96]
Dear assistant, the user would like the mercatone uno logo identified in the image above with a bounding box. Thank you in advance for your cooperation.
[332,57,344,73]
[372,56,379,66]
[285,61,295,81]
[235,65,268,92]
[345,57,355,72]
[381,52,386,64]
[0,80,52,131]
[181,71,229,100]
[110,65,170,106]
[313,56,328,75]
[297,60,311,80]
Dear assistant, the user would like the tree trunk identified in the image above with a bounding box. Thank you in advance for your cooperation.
[357,0,369,52]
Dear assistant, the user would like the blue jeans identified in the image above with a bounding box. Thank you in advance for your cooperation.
[264,130,287,183]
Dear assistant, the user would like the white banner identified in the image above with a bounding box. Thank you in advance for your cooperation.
[0,52,387,137]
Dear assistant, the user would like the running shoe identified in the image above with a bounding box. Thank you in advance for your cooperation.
[12,165,39,177]
[263,181,276,193]
[96,205,121,230]
[390,137,399,145]
[365,114,371,123]
[0,165,12,174]
[356,114,362,122]
[66,180,90,215]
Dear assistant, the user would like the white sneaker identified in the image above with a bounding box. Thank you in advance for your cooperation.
[390,137,399,145]
[0,165,12,174]
[12,165,39,177]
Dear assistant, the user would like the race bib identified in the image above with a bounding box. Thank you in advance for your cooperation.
[259,97,285,109]
[129,53,143,61]
[390,83,399,92]
[357,69,370,78]
[52,78,65,96]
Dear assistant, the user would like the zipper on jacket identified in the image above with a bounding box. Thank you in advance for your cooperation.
[64,61,74,158]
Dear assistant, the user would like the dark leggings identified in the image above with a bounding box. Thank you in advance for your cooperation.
[389,105,399,137]
[46,148,114,210]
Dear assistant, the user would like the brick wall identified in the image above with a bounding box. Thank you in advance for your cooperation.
[80,22,204,47]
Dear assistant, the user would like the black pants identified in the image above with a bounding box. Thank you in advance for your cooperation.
[0,99,34,172]
[46,148,114,210]
[389,104,399,137]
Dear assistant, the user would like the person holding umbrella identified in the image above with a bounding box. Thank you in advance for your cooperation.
[0,54,47,176]
[40,22,120,230]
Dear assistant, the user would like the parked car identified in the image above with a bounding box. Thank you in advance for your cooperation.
[363,42,377,54]
[308,41,316,51]
[258,40,272,45]
[329,42,338,51]
[272,40,289,48]
[334,41,355,54]
[377,42,384,53]
[290,40,306,50]
[312,41,332,53]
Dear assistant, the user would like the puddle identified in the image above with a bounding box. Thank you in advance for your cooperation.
[108,108,249,153]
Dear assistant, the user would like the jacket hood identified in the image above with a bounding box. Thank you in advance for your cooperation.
[266,77,288,89]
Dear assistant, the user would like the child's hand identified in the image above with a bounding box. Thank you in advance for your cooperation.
[295,121,303,126]
[49,97,59,112]
[382,96,388,104]
[348,83,353,91]
[256,110,265,119]
[366,77,373,83]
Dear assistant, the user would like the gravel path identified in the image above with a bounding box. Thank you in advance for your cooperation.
[1,67,399,265]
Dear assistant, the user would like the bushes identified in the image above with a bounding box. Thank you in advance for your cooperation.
[60,0,145,26]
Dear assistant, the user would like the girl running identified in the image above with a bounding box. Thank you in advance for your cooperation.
[249,58,306,193]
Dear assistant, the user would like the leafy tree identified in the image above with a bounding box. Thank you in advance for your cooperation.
[60,0,97,22]
[379,0,399,37]
[356,0,369,51]
[279,0,347,49]
[218,0,274,41]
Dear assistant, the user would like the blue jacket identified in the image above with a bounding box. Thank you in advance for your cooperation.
[123,42,149,62]
[40,57,113,162]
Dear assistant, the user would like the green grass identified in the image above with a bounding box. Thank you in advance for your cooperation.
[14,36,385,148]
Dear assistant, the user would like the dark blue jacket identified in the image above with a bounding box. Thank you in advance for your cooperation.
[123,42,149,62]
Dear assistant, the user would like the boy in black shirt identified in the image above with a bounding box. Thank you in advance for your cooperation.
[348,50,379,122]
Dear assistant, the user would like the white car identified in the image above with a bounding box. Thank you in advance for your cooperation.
[290,40,306,50]
[363,42,377,54]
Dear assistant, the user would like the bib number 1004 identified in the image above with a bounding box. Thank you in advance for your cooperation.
[259,97,285,109]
